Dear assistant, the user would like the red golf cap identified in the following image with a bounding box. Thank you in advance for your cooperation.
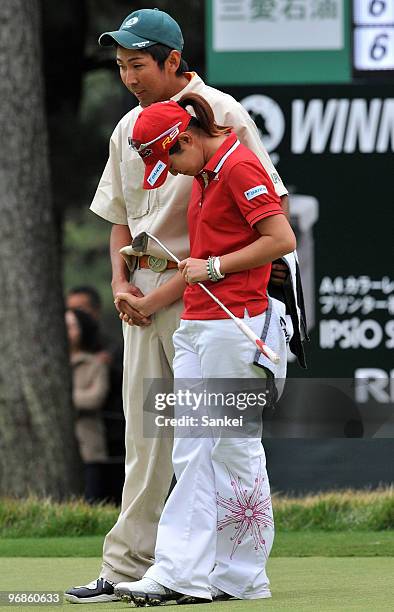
[131,101,191,189]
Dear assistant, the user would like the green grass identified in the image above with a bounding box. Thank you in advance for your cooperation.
[1,489,393,538]
[0,498,118,538]
[274,488,394,531]
[1,531,393,558]
[0,557,393,611]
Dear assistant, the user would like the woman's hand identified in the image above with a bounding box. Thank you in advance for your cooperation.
[178,258,209,284]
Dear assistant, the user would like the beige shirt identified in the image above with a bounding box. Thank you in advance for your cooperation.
[90,73,287,262]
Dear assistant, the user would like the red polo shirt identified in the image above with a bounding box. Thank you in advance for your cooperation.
[182,132,284,320]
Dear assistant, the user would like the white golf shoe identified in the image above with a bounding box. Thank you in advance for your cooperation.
[114,577,213,606]
[114,577,180,606]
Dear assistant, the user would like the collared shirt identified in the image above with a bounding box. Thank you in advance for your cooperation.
[182,132,284,320]
[89,73,287,262]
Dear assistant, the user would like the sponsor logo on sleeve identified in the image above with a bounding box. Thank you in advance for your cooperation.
[147,160,167,186]
[244,185,268,201]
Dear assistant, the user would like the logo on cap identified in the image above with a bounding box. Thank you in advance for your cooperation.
[139,148,153,159]
[124,17,139,27]
[147,160,167,186]
[132,40,151,47]
[162,127,180,150]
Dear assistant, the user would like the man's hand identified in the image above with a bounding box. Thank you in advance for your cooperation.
[270,260,289,286]
[112,280,151,326]
[114,292,154,326]
[179,258,209,284]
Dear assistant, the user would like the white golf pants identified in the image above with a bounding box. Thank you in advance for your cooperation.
[145,312,274,599]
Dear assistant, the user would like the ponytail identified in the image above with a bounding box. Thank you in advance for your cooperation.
[178,93,231,137]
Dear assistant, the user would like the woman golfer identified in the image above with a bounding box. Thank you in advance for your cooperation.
[115,94,296,605]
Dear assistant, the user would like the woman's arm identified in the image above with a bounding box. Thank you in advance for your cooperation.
[220,214,295,273]
[179,214,296,284]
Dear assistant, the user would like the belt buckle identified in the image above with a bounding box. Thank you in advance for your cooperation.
[148,255,168,272]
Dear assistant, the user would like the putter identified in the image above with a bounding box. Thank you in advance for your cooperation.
[131,231,280,364]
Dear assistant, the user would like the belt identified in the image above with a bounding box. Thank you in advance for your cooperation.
[138,255,178,272]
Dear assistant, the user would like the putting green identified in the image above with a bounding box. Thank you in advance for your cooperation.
[0,557,392,611]
[2,531,393,557]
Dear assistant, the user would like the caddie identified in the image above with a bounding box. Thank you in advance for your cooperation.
[65,7,289,604]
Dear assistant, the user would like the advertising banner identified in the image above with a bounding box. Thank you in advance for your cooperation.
[221,83,394,490]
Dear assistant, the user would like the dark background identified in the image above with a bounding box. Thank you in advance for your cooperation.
[225,84,393,378]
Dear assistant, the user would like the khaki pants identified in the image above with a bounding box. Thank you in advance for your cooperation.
[101,267,183,583]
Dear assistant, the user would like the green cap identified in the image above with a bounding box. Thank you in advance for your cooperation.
[99,8,184,51]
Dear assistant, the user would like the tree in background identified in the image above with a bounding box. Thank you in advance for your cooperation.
[0,0,82,497]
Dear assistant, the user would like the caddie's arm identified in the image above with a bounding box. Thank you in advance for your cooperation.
[278,193,289,216]
[110,224,151,326]
[115,272,186,323]
[271,193,289,284]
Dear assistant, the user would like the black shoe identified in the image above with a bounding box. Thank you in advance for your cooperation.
[177,594,212,605]
[64,578,118,604]
[209,585,237,601]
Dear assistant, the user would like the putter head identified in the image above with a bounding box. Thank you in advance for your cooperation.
[132,232,149,255]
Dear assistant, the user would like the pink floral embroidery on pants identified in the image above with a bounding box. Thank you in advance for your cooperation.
[216,459,273,559]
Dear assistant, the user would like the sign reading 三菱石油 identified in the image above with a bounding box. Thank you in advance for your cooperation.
[206,0,351,84]
[214,0,343,51]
